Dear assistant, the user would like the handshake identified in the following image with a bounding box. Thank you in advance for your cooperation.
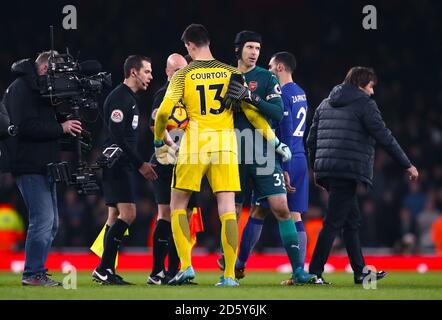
[154,140,179,165]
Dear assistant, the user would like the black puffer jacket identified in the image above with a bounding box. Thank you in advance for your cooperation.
[306,83,411,187]
[1,59,64,175]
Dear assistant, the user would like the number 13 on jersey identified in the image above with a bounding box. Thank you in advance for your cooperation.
[196,83,225,115]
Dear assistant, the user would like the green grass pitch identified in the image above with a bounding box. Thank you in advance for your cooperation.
[1,271,442,300]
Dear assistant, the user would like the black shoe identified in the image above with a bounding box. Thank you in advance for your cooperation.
[314,277,332,285]
[22,273,62,287]
[147,271,172,285]
[113,273,134,285]
[182,279,198,285]
[280,276,331,286]
[235,268,245,279]
[354,270,387,284]
[92,269,133,285]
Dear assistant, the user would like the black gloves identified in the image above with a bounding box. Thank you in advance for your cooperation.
[223,96,242,112]
[223,73,261,112]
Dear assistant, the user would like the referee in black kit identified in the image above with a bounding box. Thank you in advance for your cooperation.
[93,55,158,285]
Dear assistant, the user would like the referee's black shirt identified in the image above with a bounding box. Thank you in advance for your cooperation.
[103,83,143,169]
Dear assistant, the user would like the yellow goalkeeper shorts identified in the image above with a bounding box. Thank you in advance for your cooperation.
[172,151,240,193]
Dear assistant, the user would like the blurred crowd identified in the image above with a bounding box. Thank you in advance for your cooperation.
[1,1,441,255]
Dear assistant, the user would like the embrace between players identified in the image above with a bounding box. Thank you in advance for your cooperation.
[92,23,318,286]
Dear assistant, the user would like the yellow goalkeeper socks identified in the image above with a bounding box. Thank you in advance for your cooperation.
[171,209,192,270]
[220,212,238,279]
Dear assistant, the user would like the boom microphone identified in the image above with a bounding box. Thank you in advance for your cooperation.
[135,74,147,87]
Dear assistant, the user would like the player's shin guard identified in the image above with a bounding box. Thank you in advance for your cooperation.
[220,212,238,279]
[278,219,303,270]
[171,209,192,270]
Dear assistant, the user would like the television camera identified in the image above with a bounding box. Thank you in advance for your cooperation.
[42,26,118,195]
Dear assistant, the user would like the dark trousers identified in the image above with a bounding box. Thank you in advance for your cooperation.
[309,178,366,276]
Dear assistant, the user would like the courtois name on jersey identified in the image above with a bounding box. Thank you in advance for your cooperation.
[275,82,308,155]
[161,60,240,154]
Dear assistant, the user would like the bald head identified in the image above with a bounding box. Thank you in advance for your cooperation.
[165,53,188,80]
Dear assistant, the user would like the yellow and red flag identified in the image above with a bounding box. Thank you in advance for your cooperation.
[189,207,204,247]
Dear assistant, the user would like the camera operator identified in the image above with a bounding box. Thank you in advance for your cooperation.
[92,55,157,285]
[2,51,82,286]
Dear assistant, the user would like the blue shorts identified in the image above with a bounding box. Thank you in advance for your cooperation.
[254,154,309,213]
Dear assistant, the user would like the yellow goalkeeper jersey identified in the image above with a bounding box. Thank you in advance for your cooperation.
[161,60,241,154]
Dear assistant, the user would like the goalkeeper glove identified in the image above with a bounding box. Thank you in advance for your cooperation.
[223,96,242,112]
[154,140,177,165]
[224,73,261,107]
[274,139,292,162]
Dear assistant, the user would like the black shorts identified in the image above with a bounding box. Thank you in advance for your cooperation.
[150,154,197,207]
[102,161,136,207]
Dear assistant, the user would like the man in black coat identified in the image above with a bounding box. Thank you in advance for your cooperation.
[306,66,418,284]
[0,100,15,140]
[2,51,82,286]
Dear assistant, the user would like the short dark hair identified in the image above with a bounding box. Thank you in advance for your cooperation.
[234,30,262,47]
[184,54,193,64]
[271,51,297,73]
[124,55,151,79]
[344,66,377,87]
[181,24,210,47]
